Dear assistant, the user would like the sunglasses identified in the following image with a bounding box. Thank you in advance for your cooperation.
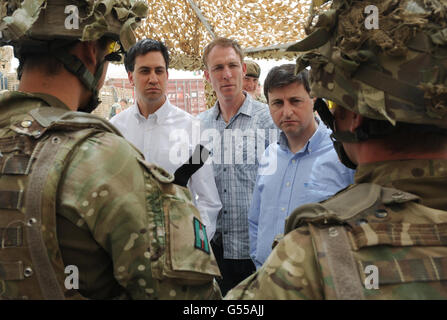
[104,41,125,62]
[314,98,336,132]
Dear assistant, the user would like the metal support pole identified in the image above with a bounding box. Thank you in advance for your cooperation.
[186,0,217,39]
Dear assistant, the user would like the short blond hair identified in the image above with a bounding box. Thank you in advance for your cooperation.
[202,37,244,69]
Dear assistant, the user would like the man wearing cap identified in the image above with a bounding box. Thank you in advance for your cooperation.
[0,0,221,300]
[243,60,266,103]
[227,0,447,300]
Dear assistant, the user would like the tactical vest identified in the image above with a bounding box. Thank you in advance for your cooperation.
[285,183,447,300]
[0,106,122,300]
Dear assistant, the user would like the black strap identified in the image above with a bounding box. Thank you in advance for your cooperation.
[173,145,210,187]
[286,28,331,52]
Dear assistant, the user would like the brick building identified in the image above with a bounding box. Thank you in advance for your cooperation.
[166,78,207,115]
[95,77,207,118]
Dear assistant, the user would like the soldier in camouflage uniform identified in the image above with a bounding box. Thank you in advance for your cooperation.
[227,0,447,300]
[0,0,221,299]
[243,60,267,103]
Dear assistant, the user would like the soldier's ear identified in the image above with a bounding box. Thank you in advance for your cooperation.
[73,41,98,71]
[204,69,210,82]
[350,112,364,132]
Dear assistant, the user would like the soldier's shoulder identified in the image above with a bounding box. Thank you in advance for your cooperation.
[226,224,322,299]
[0,91,43,108]
[69,130,143,171]
[285,183,420,233]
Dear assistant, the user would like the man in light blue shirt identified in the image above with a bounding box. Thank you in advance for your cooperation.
[249,65,354,269]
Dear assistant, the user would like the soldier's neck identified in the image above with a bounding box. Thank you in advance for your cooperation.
[354,140,447,164]
[18,69,84,111]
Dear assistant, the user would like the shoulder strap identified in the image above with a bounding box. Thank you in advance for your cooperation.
[10,106,122,139]
[24,134,68,300]
[16,106,120,299]
[285,183,420,300]
[317,225,365,299]
[285,183,420,232]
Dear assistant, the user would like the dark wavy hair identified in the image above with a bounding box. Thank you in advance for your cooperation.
[124,39,169,72]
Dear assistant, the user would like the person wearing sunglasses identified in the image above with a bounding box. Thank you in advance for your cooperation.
[227,0,447,300]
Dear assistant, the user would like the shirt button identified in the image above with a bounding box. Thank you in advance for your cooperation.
[224,189,227,193]
[281,208,286,212]
[292,160,296,164]
[223,168,227,172]
[224,210,227,214]
[286,182,290,187]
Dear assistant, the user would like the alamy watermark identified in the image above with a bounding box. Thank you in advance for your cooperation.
[64,5,79,30]
[364,264,379,290]
[64,265,79,290]
[364,5,379,30]
[167,127,279,175]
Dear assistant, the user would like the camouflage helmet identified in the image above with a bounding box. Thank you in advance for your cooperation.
[245,60,261,78]
[0,0,147,113]
[287,0,447,129]
[0,0,148,51]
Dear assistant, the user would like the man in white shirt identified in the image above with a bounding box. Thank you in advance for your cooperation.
[110,39,221,239]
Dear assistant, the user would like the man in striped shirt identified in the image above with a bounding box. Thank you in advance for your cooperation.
[198,37,277,295]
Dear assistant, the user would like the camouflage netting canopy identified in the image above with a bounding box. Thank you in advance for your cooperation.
[137,0,319,70]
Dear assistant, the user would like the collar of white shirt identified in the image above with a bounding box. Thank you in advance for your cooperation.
[132,97,173,125]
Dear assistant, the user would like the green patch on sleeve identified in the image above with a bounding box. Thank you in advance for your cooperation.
[193,217,210,254]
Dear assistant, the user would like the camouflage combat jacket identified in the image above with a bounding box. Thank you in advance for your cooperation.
[227,159,447,299]
[0,91,221,300]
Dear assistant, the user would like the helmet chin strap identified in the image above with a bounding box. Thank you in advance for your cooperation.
[50,44,105,113]
[79,60,105,113]
[329,129,369,170]
[328,122,376,170]
[331,138,358,170]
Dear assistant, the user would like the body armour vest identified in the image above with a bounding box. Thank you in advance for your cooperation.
[285,183,447,299]
[0,105,122,300]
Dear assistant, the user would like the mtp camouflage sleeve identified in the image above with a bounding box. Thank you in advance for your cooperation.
[225,226,323,299]
[57,131,221,299]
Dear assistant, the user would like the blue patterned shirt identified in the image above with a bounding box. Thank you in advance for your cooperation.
[197,93,278,259]
[249,119,355,269]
